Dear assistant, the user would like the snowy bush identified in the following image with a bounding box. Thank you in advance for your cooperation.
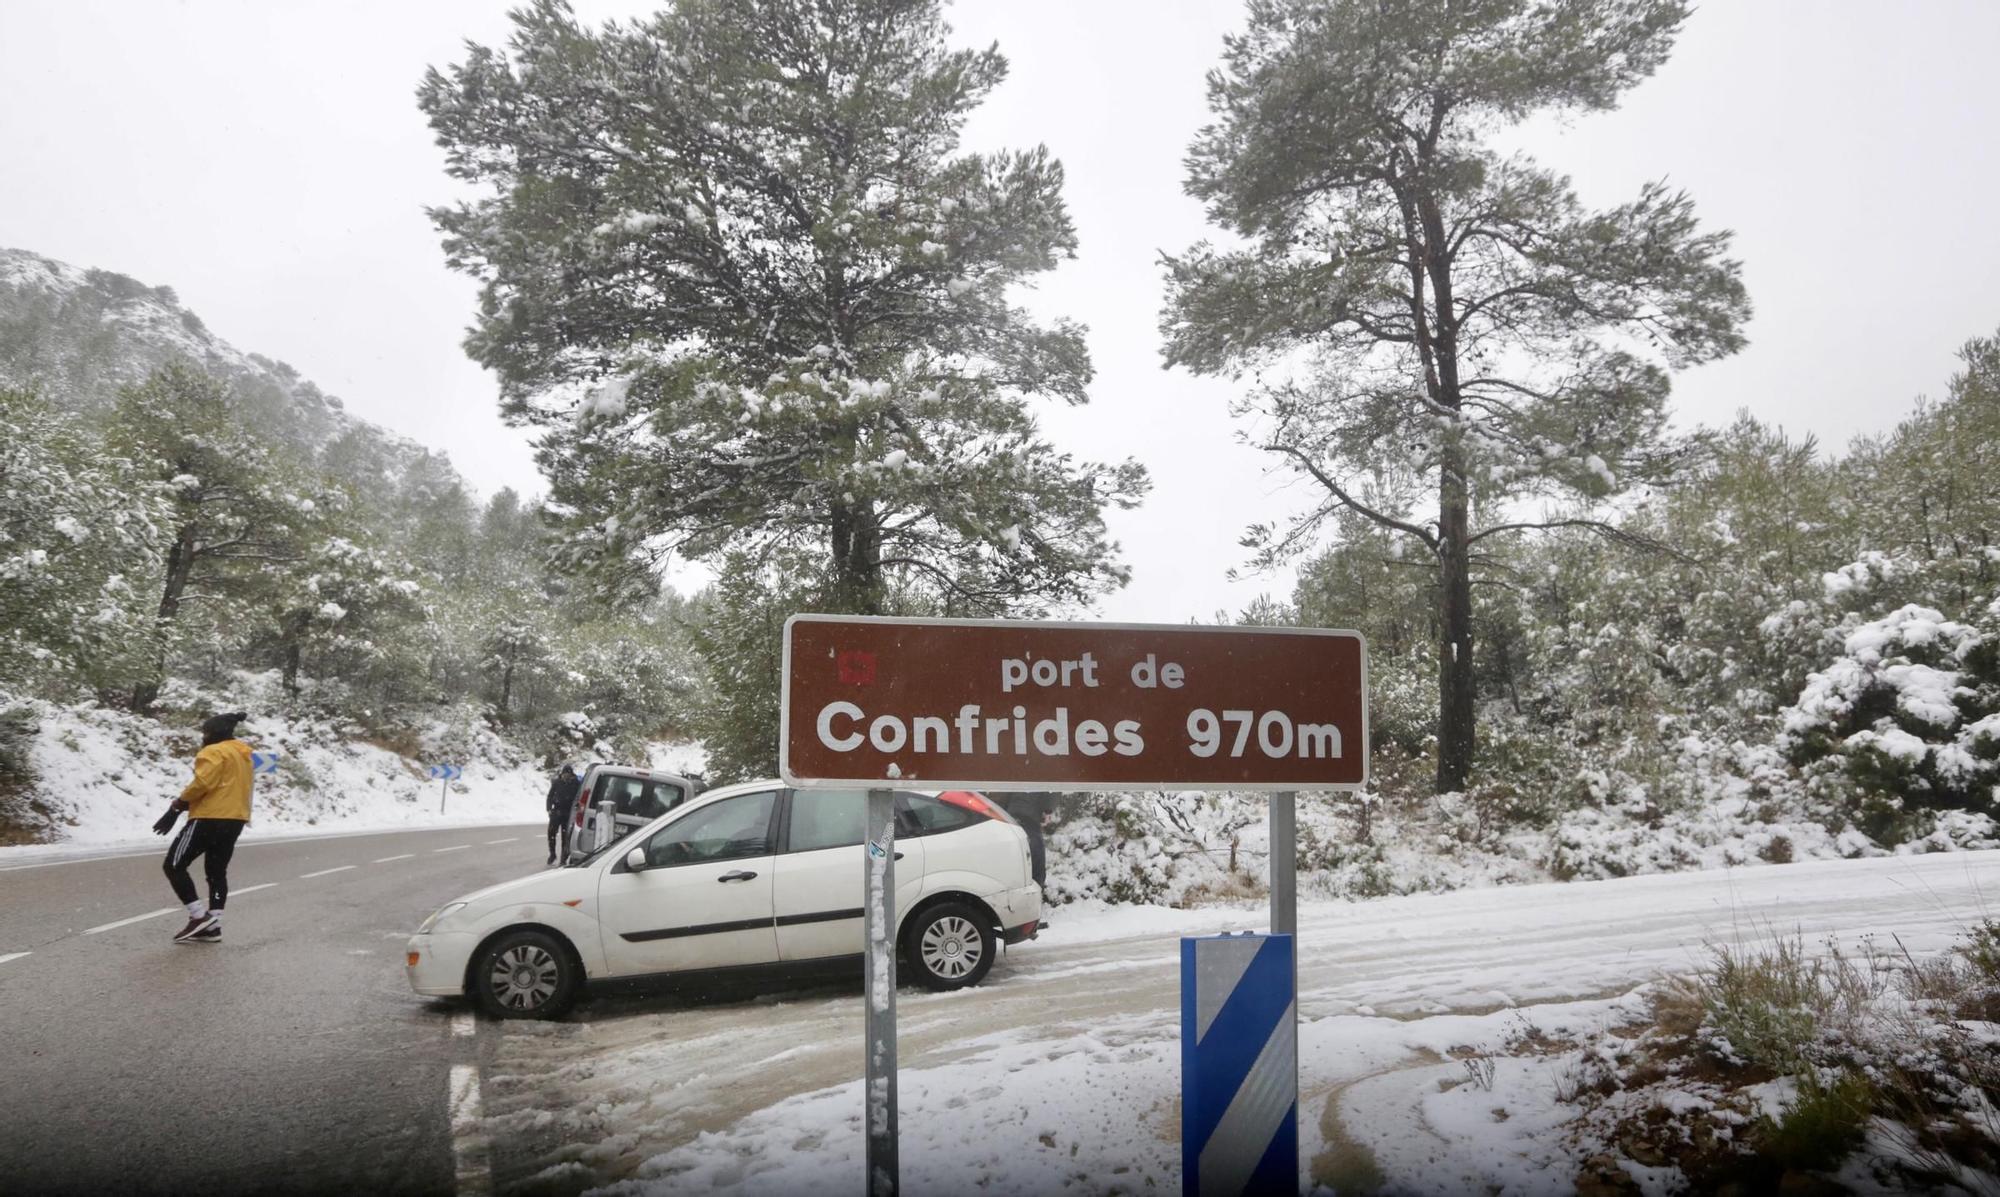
[1043,792,1257,907]
[1778,602,2000,824]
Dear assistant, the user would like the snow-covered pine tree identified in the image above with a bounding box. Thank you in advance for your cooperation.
[107,362,318,710]
[420,0,1146,616]
[1162,0,1749,793]
[0,388,171,697]
[265,524,426,702]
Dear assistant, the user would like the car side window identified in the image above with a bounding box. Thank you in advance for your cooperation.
[896,792,980,836]
[626,780,681,821]
[788,790,868,853]
[642,791,778,868]
[600,777,642,817]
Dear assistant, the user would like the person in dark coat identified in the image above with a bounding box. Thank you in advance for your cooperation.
[995,792,1053,888]
[545,765,581,865]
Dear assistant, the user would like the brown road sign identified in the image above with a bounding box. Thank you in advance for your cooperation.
[780,616,1368,791]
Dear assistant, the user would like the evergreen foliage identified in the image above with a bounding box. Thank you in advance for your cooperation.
[0,387,170,693]
[1164,0,1750,792]
[419,0,1146,617]
[0,244,708,759]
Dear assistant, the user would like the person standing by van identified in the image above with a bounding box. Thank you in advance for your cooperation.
[154,712,254,944]
[546,764,581,865]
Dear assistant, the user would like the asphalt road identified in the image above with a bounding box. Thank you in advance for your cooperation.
[0,823,550,1197]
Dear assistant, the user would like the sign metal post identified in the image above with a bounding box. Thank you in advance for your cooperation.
[863,787,898,1196]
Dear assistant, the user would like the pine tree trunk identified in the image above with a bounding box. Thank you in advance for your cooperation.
[1436,461,1474,794]
[499,659,515,725]
[131,521,199,711]
[828,497,884,615]
[280,611,310,697]
[1416,182,1475,794]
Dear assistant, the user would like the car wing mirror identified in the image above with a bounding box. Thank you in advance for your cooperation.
[624,846,649,872]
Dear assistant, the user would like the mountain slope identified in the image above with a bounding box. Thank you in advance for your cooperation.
[0,246,462,501]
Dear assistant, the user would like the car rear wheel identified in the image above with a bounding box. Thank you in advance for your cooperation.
[903,901,995,991]
[473,929,578,1019]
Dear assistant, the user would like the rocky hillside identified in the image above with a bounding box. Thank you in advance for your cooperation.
[0,246,462,503]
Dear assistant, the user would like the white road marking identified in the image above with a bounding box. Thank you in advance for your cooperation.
[0,825,544,872]
[0,952,29,966]
[373,854,415,863]
[0,850,160,873]
[448,1063,491,1194]
[81,884,281,934]
[299,865,356,879]
[83,907,179,935]
[452,1010,476,1038]
[432,845,470,854]
[484,838,518,845]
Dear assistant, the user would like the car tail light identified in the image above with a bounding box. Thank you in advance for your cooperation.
[938,790,1010,823]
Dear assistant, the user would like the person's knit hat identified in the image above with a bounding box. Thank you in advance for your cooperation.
[200,711,248,742]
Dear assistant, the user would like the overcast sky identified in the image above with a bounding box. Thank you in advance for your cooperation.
[4,1,1998,622]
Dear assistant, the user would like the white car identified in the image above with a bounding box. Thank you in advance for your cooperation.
[407,780,1044,1018]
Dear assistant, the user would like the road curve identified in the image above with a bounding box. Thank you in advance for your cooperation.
[0,822,547,1196]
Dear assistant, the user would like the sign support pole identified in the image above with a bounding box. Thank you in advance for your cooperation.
[1270,789,1300,1194]
[1269,791,1296,938]
[863,787,899,1197]
[438,778,448,815]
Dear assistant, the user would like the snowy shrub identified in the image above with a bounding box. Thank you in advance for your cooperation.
[1366,652,1437,756]
[1043,792,1256,907]
[1562,927,2000,1192]
[1778,603,2000,823]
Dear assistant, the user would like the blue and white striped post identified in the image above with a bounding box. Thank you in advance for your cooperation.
[1181,932,1298,1197]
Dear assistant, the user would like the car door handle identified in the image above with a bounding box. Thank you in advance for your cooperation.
[717,870,758,882]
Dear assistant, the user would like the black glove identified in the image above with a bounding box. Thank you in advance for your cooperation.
[152,807,182,836]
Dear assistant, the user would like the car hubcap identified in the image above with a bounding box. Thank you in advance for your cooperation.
[490,944,559,1010]
[920,916,983,979]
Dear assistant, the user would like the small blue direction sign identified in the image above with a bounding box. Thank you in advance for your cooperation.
[426,764,463,781]
[250,751,280,775]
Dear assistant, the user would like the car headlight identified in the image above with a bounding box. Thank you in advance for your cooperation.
[418,902,467,934]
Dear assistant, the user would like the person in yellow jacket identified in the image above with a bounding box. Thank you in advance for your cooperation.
[155,711,254,944]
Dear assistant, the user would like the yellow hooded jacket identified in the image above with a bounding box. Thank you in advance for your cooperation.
[180,739,254,821]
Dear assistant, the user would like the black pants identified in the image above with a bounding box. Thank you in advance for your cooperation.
[163,818,244,909]
[546,809,569,863]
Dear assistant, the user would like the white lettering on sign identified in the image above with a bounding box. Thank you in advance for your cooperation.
[818,701,865,751]
[1128,654,1186,689]
[813,702,1146,759]
[1186,709,1342,760]
[999,652,1101,693]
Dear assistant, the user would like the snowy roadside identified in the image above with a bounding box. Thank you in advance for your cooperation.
[1,696,549,849]
[476,851,1999,1196]
[0,681,710,854]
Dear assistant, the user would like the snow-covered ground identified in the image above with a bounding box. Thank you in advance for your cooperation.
[475,850,1999,1195]
[0,683,709,859]
[0,697,547,851]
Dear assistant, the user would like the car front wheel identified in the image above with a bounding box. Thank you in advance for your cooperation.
[473,929,578,1019]
[903,902,996,991]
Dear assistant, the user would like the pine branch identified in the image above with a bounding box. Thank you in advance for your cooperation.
[1467,518,1696,563]
[1264,442,1439,551]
